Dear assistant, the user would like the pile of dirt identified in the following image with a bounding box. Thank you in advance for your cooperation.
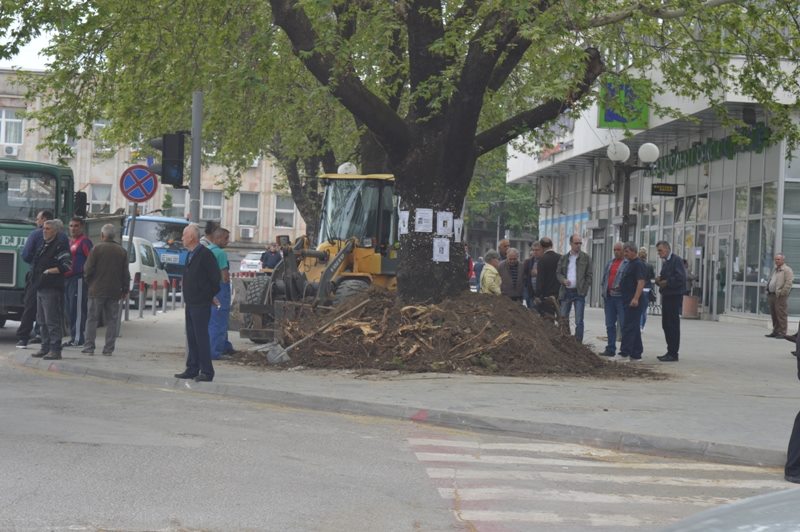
[235,288,660,379]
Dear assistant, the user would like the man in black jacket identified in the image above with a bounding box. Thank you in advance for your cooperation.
[535,237,561,318]
[174,224,221,382]
[31,220,72,360]
[655,240,687,362]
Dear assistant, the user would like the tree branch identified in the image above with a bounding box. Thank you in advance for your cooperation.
[269,0,410,160]
[406,0,447,115]
[584,0,739,29]
[487,35,533,92]
[474,47,603,156]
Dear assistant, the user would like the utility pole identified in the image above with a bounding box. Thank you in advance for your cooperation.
[189,91,202,222]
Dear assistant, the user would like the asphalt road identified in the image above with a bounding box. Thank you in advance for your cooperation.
[0,356,792,532]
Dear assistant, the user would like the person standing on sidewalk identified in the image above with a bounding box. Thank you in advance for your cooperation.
[207,227,234,360]
[63,217,93,347]
[30,220,72,360]
[16,210,67,348]
[174,224,221,382]
[599,242,627,357]
[498,248,524,302]
[655,240,687,362]
[523,242,542,311]
[479,251,501,295]
[765,253,793,339]
[557,234,592,342]
[786,350,800,484]
[535,237,561,318]
[618,243,647,361]
[82,224,130,356]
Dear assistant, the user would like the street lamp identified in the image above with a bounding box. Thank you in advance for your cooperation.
[607,141,660,242]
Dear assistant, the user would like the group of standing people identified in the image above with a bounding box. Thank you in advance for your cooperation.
[478,236,688,363]
[15,211,130,359]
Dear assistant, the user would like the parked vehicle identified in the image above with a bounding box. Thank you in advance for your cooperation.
[239,251,263,272]
[123,215,189,287]
[122,235,170,308]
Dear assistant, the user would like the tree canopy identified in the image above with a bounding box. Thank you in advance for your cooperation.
[2,0,800,300]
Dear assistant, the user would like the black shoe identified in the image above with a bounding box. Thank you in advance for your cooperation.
[598,350,615,357]
[42,352,62,360]
[785,474,800,484]
[194,374,213,382]
[15,339,27,349]
[658,354,679,362]
[785,334,798,343]
[31,350,48,358]
[102,351,113,356]
[81,347,95,355]
[766,332,779,337]
[29,336,42,344]
[174,371,198,379]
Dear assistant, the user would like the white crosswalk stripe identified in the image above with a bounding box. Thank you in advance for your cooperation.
[408,436,789,529]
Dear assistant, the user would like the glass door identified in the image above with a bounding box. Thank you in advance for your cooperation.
[708,233,731,318]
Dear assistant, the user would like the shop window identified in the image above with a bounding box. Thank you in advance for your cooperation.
[763,183,777,218]
[733,221,746,282]
[750,149,766,183]
[782,219,800,269]
[685,196,697,223]
[730,284,744,312]
[761,218,776,281]
[745,285,759,314]
[663,199,675,226]
[708,191,722,221]
[696,194,709,222]
[722,189,734,220]
[735,187,748,219]
[746,220,761,281]
[784,182,800,215]
[735,151,750,186]
[696,225,706,252]
[674,197,685,223]
[749,186,762,215]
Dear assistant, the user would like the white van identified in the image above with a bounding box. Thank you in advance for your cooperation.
[122,236,170,308]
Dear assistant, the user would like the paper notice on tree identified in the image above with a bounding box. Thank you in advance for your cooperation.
[399,210,409,235]
[415,208,433,232]
[453,218,463,242]
[436,211,454,236]
[433,237,450,262]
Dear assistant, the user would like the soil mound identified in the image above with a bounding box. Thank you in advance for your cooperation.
[237,288,659,379]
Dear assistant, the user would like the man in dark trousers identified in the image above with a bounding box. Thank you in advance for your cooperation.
[63,217,93,347]
[174,224,221,382]
[82,224,130,356]
[16,210,67,348]
[786,351,800,484]
[618,242,646,361]
[655,240,687,362]
[30,220,72,360]
[535,237,561,318]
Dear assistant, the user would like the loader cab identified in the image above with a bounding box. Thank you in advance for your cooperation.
[317,174,396,251]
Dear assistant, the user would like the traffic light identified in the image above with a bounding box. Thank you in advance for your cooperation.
[148,133,185,187]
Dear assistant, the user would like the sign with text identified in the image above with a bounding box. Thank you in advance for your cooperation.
[651,183,679,197]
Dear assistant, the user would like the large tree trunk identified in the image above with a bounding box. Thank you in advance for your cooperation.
[394,136,474,302]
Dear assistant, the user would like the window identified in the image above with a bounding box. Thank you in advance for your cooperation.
[1,109,23,145]
[90,184,111,214]
[239,192,259,226]
[92,119,112,153]
[275,195,295,228]
[166,188,187,218]
[202,190,222,220]
[138,243,156,267]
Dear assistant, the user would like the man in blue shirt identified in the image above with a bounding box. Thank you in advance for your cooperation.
[617,242,647,361]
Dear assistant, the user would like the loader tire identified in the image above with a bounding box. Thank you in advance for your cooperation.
[243,274,271,343]
[332,279,370,306]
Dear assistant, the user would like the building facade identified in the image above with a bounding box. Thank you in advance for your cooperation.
[508,94,800,320]
[0,68,306,248]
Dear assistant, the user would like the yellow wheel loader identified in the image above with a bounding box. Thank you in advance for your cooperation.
[240,173,399,343]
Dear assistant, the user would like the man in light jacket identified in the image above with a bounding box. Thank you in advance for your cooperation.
[557,234,593,342]
[766,253,794,339]
[479,250,501,295]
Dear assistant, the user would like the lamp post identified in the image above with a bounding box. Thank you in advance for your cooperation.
[607,141,660,243]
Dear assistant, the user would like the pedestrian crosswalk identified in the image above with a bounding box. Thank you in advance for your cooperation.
[407,437,789,530]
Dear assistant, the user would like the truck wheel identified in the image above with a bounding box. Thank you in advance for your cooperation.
[243,274,271,343]
[332,279,370,306]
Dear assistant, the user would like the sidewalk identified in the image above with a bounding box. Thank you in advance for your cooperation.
[5,305,797,468]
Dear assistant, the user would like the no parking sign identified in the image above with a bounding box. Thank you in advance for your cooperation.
[120,165,158,203]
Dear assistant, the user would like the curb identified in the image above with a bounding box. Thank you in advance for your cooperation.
[15,354,785,468]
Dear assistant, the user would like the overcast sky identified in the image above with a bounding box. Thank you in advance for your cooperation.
[0,34,51,70]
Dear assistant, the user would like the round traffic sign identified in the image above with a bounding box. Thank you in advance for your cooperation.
[120,165,159,203]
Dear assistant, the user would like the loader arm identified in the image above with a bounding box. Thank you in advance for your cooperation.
[314,238,356,306]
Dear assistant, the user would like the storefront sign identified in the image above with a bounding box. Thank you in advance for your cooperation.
[597,79,650,130]
[652,183,679,196]
[652,123,771,178]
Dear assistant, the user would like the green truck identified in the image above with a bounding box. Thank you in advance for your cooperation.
[0,158,80,326]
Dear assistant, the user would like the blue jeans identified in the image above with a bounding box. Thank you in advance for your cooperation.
[209,282,232,360]
[603,295,625,354]
[560,289,586,342]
